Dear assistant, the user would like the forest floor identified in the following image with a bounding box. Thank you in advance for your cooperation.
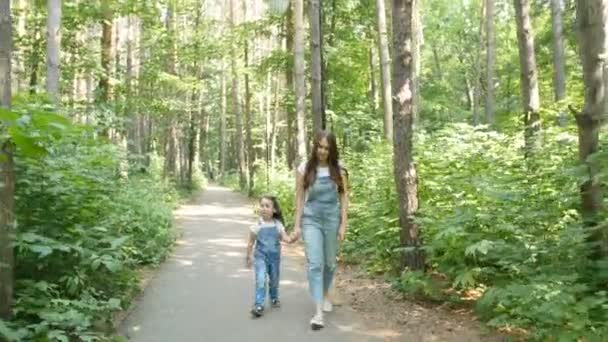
[116,184,507,342]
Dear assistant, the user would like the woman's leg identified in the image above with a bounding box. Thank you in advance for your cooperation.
[322,217,340,297]
[303,222,324,305]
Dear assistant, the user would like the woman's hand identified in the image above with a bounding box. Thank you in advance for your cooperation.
[245,254,253,268]
[338,224,347,241]
[291,225,302,242]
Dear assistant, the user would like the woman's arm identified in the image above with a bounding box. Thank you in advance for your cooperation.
[339,172,349,241]
[293,172,306,240]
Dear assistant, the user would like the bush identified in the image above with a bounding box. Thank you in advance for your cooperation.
[2,124,178,341]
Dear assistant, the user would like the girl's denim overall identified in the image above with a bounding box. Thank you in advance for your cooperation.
[253,221,281,307]
[302,174,341,304]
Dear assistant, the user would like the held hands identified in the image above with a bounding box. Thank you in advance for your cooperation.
[289,225,302,243]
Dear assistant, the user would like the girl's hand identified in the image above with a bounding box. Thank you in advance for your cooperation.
[289,232,298,243]
[338,224,347,241]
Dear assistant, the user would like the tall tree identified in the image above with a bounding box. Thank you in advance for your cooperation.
[412,0,422,118]
[243,0,254,196]
[551,0,567,124]
[46,0,61,103]
[513,0,541,156]
[485,0,495,125]
[230,0,246,189]
[391,0,424,271]
[164,0,179,179]
[375,0,393,141]
[574,0,606,257]
[284,6,296,169]
[0,0,14,319]
[220,59,227,177]
[99,0,112,103]
[310,0,325,134]
[294,0,307,163]
[472,1,485,125]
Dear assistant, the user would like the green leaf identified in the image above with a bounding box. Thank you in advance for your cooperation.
[110,236,129,249]
[0,108,19,123]
[0,319,21,342]
[465,240,493,257]
[30,244,53,258]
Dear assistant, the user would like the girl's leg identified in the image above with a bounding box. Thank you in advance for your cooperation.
[268,254,280,302]
[254,256,268,307]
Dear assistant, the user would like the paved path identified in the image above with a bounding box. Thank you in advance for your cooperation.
[119,185,387,342]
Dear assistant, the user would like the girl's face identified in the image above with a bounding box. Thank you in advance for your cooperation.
[259,198,275,221]
[316,137,330,163]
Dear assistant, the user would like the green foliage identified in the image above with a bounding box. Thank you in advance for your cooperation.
[1,107,178,341]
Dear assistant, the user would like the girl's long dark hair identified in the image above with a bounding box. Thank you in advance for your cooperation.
[303,130,346,193]
[261,195,285,225]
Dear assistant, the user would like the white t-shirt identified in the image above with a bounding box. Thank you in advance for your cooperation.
[296,161,345,177]
[250,219,286,235]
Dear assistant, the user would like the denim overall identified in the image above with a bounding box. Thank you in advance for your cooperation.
[253,220,281,307]
[302,172,341,304]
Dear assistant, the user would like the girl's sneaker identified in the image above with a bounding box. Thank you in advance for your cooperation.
[251,305,264,318]
[322,300,333,312]
[271,299,281,308]
[310,313,324,330]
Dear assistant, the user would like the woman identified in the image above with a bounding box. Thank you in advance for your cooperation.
[292,130,349,330]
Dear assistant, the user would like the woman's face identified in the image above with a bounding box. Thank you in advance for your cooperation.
[316,137,330,163]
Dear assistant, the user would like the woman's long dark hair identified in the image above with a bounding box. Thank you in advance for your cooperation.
[303,130,346,194]
[261,195,285,225]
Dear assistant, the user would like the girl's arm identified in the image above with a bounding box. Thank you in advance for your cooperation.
[292,172,306,240]
[245,231,256,266]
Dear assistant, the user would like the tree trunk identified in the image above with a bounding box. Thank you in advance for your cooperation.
[472,1,485,125]
[46,0,61,104]
[376,0,393,141]
[244,29,254,196]
[309,0,325,134]
[551,0,567,125]
[285,6,296,169]
[485,0,495,125]
[514,0,541,157]
[369,45,379,113]
[29,31,42,95]
[411,0,422,119]
[199,90,210,178]
[465,76,474,111]
[294,0,307,163]
[187,90,200,188]
[13,0,27,92]
[99,0,112,103]
[575,0,607,257]
[391,0,424,271]
[164,1,178,179]
[126,16,138,156]
[230,0,247,190]
[431,46,443,80]
[220,60,227,177]
[271,73,279,172]
[0,0,14,319]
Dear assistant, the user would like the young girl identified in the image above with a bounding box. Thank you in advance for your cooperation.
[245,195,294,318]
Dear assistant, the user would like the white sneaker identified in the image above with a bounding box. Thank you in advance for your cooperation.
[322,300,333,313]
[310,313,324,330]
